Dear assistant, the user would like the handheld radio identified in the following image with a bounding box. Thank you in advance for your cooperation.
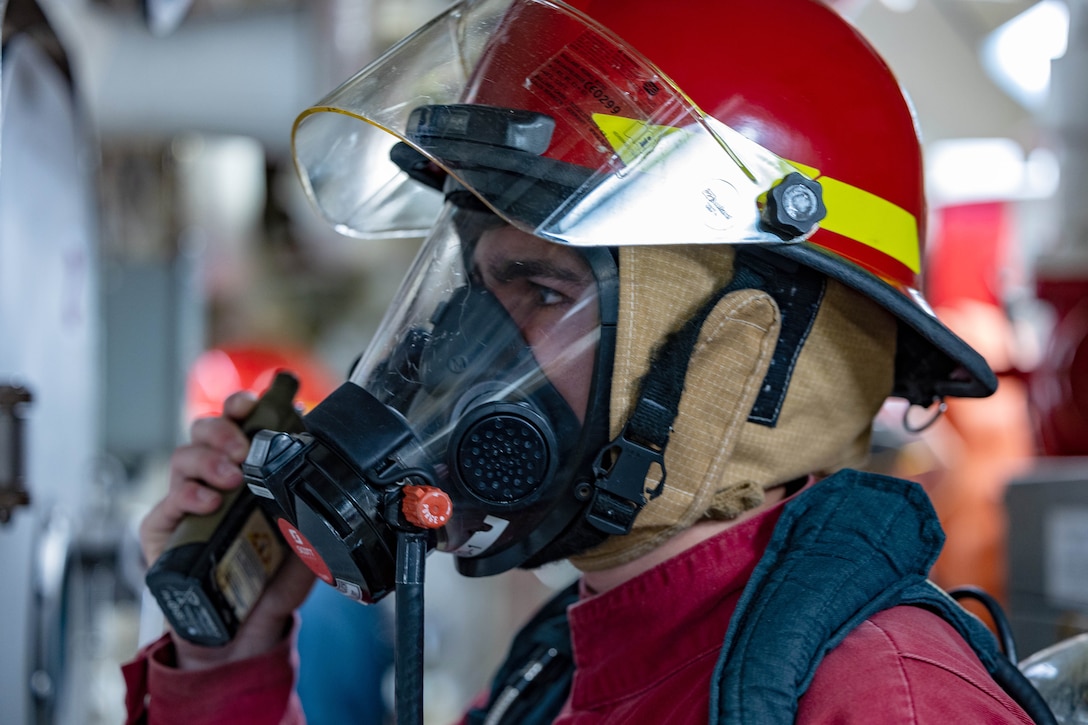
[145,371,305,646]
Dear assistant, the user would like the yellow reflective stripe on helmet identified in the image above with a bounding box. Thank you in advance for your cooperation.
[787,160,919,274]
[817,176,920,274]
[590,116,921,273]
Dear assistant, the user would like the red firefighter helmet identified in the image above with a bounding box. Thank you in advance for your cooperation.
[292,0,995,405]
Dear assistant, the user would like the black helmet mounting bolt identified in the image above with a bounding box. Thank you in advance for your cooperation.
[762,172,827,240]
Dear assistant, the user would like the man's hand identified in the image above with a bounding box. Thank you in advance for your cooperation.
[140,391,316,669]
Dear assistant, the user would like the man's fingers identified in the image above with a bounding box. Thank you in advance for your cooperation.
[222,391,258,423]
[168,441,245,495]
[188,415,251,464]
[149,436,247,569]
[139,478,225,564]
[139,391,264,602]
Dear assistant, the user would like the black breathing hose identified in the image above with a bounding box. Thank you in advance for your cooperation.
[990,656,1060,725]
[948,585,1018,662]
[395,531,428,725]
[947,585,1058,724]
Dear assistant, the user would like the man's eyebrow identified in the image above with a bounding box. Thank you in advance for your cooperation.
[486,258,589,284]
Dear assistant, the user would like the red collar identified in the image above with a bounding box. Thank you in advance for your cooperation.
[566,499,788,710]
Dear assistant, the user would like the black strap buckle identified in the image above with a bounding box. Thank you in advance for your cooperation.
[586,427,667,536]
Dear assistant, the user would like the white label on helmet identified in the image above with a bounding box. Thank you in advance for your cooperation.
[450,515,510,558]
[699,179,741,231]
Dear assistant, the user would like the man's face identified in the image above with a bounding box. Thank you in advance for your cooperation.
[472,225,600,422]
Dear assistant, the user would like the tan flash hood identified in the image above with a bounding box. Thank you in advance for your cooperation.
[571,245,897,571]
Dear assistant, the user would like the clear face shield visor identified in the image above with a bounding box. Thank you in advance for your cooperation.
[291,0,826,247]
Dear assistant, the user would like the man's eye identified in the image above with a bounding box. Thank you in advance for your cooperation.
[532,283,566,306]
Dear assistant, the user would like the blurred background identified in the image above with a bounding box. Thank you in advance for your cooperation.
[0,0,1086,723]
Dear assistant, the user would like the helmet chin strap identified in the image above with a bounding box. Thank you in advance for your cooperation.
[585,248,826,537]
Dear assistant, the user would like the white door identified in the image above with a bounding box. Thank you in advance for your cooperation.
[0,26,100,725]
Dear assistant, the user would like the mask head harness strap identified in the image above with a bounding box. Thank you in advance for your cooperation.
[585,248,827,537]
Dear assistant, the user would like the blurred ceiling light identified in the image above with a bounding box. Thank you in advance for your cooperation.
[173,134,267,233]
[142,0,194,36]
[927,137,1060,203]
[982,0,1069,111]
[879,0,917,13]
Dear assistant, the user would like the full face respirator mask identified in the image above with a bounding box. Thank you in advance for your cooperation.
[243,206,618,603]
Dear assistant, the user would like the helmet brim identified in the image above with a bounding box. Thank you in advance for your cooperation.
[771,241,998,405]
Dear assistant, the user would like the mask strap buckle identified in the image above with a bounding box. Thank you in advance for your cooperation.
[583,248,778,538]
[588,424,667,536]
